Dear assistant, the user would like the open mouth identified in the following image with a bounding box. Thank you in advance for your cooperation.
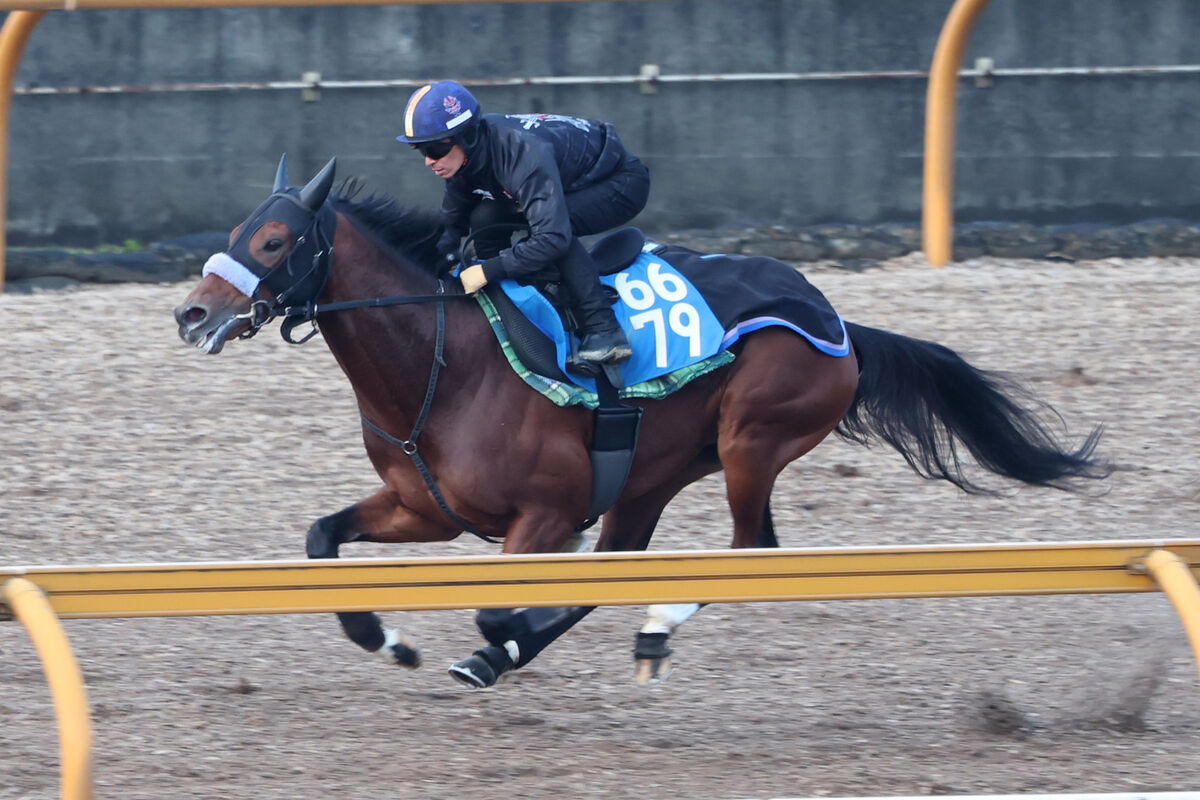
[191,316,245,355]
[196,328,225,355]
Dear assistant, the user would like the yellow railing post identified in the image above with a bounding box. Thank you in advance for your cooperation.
[2,577,94,800]
[922,0,992,267]
[0,10,44,290]
[1140,549,1200,684]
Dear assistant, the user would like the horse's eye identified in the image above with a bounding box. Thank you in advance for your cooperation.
[263,238,285,252]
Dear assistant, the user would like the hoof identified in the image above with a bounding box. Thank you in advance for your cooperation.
[377,630,422,669]
[448,655,495,689]
[634,631,674,686]
[634,654,674,686]
[448,646,513,689]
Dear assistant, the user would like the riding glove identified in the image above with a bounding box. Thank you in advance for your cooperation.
[460,264,488,294]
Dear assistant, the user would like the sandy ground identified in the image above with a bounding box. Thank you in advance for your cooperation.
[1,254,1199,800]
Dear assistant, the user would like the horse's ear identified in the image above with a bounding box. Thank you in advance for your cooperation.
[273,154,289,193]
[298,157,337,210]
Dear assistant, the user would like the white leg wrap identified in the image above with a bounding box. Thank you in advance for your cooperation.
[503,640,520,664]
[561,531,588,553]
[376,628,403,664]
[640,603,701,635]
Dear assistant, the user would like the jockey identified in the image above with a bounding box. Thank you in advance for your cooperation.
[396,80,649,366]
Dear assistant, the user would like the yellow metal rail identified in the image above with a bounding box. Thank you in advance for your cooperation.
[5,539,1200,800]
[1140,549,1200,683]
[4,540,1199,618]
[2,578,93,800]
[922,0,993,267]
[0,10,44,290]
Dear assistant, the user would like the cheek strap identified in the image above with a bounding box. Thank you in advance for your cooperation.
[202,252,262,298]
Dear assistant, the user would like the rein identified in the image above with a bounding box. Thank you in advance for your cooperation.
[224,193,500,543]
[273,284,477,344]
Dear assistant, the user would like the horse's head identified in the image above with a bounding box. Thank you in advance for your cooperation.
[174,155,338,354]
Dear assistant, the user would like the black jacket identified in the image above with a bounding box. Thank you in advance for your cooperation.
[438,113,631,283]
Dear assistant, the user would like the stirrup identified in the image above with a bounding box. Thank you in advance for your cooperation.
[566,352,602,377]
[566,335,601,376]
[577,341,632,364]
[566,353,626,388]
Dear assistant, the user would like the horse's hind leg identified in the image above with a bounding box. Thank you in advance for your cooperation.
[719,335,858,548]
[634,337,856,682]
[634,499,778,686]
[577,455,732,686]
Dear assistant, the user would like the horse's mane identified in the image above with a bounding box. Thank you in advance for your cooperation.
[331,178,447,277]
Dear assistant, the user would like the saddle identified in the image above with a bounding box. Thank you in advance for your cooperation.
[482,226,647,384]
[482,227,648,526]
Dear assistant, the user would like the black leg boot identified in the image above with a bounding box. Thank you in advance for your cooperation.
[557,237,632,364]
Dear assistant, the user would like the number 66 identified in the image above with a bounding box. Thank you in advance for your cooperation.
[615,262,689,310]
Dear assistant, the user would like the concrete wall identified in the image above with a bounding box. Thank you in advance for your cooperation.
[6,0,1199,246]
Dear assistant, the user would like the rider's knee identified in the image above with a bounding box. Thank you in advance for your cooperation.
[468,201,524,259]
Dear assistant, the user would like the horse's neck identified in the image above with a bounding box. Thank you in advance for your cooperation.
[316,223,486,429]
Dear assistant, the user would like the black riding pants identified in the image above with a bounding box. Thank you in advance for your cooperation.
[469,155,650,259]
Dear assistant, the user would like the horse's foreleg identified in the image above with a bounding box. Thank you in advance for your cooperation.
[450,491,669,690]
[306,486,457,669]
[449,519,595,689]
[451,604,599,688]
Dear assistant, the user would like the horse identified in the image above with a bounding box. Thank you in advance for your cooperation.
[174,157,1110,689]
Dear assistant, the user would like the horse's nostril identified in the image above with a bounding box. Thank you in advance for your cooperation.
[175,305,207,326]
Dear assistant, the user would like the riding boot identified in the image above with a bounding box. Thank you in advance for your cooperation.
[557,237,632,365]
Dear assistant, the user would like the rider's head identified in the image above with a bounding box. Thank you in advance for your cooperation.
[396,81,481,179]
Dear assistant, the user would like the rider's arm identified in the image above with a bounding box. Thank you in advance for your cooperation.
[478,139,572,284]
[436,179,478,256]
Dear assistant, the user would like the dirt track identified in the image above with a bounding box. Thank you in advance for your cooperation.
[2,255,1198,800]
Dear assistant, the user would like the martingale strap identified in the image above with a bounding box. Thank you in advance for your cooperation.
[358,294,501,544]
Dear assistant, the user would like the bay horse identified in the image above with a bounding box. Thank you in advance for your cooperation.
[174,157,1109,688]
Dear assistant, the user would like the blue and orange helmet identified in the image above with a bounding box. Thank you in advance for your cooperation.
[395,81,480,144]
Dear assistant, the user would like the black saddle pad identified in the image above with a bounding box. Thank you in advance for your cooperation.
[484,227,647,382]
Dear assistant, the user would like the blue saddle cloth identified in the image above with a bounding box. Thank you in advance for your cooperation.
[495,241,850,394]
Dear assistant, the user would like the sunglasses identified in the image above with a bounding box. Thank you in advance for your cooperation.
[411,140,455,160]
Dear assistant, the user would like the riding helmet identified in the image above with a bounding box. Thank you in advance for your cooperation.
[396,80,480,144]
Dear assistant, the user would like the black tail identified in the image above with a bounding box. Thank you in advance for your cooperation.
[837,322,1110,493]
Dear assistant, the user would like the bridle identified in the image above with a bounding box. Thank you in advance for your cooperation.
[204,173,497,542]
